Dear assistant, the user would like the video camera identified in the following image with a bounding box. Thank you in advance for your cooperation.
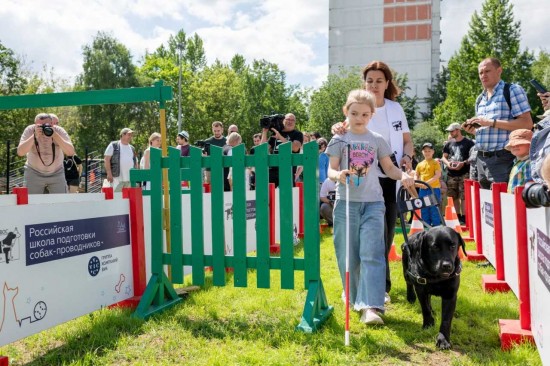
[195,140,211,155]
[260,114,285,133]
[522,182,550,208]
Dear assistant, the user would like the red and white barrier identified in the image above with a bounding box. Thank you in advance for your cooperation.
[0,188,146,347]
[464,181,550,362]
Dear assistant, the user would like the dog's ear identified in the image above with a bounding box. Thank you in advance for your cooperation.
[456,232,467,258]
[407,231,427,258]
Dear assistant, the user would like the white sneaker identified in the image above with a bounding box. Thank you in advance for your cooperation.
[384,292,391,304]
[361,309,384,325]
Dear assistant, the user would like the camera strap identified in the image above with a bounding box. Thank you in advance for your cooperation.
[34,135,56,167]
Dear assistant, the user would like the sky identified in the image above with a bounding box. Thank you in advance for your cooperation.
[0,0,547,90]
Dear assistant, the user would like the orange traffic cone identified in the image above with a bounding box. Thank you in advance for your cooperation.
[388,242,402,261]
[408,210,424,236]
[445,197,462,233]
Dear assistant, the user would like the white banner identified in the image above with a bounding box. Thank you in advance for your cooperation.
[500,192,519,297]
[0,198,134,346]
[527,207,550,365]
[479,188,496,265]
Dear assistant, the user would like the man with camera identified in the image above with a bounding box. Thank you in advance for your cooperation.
[462,58,533,189]
[260,113,304,187]
[17,113,75,194]
[523,89,550,208]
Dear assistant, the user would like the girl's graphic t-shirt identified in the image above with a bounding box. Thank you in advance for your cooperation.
[326,129,392,202]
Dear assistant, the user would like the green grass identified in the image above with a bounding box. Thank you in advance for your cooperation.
[1,229,542,365]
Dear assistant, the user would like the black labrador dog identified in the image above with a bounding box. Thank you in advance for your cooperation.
[402,226,466,350]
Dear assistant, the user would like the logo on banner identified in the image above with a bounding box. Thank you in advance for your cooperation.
[88,256,100,276]
[0,227,21,265]
[116,220,127,234]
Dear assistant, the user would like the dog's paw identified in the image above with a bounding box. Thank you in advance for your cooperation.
[436,332,452,350]
[422,317,435,329]
[406,288,416,303]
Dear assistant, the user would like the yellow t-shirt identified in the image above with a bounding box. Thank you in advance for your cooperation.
[415,159,441,188]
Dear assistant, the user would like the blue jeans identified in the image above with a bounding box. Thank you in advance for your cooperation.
[333,200,386,311]
[419,188,441,226]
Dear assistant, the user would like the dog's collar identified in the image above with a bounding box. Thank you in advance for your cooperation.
[407,262,462,285]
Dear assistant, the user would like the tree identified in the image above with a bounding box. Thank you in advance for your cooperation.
[307,67,362,139]
[433,0,534,131]
[421,66,449,121]
[530,50,550,118]
[395,73,419,129]
[75,32,145,154]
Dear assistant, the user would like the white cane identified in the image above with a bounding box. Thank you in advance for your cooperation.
[345,152,351,346]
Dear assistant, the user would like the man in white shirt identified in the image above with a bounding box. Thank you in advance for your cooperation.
[104,128,138,192]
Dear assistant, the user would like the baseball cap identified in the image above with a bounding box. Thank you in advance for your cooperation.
[445,122,461,132]
[505,129,533,150]
[120,127,134,136]
[422,142,434,149]
[178,130,189,140]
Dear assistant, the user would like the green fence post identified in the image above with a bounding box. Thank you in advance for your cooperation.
[132,147,181,319]
[168,147,184,283]
[278,142,295,290]
[231,144,248,287]
[253,144,271,288]
[189,146,206,286]
[296,141,333,332]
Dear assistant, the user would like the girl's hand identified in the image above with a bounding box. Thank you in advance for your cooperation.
[337,169,354,185]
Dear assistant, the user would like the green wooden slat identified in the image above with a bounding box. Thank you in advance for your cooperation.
[148,148,164,276]
[0,82,172,110]
[278,142,295,290]
[189,146,205,286]
[302,141,321,287]
[231,144,247,287]
[168,147,184,283]
[253,144,271,288]
[209,145,226,286]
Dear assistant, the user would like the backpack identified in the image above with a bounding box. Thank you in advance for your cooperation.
[476,82,511,116]
[530,117,550,184]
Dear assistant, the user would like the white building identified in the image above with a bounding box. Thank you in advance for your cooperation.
[329,0,441,114]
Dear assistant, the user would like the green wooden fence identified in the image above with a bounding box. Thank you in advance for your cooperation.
[130,141,333,332]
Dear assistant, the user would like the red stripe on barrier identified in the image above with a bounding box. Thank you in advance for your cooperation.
[514,186,531,330]
[203,183,211,193]
[0,356,8,366]
[473,181,483,254]
[492,182,507,281]
[295,182,304,238]
[463,179,474,239]
[102,186,114,200]
[12,187,28,205]
[268,183,279,254]
[124,187,147,297]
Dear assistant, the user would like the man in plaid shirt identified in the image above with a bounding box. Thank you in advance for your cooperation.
[462,57,533,189]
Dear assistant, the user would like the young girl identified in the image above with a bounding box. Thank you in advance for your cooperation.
[141,132,161,190]
[326,89,414,325]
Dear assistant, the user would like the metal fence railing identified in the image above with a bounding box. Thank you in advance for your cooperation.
[1,142,107,194]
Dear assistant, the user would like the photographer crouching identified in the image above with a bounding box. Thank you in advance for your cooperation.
[523,89,550,208]
[17,113,75,194]
[260,113,303,187]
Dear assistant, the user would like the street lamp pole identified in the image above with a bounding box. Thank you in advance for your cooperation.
[177,43,183,133]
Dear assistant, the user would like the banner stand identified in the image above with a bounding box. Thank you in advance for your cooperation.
[467,181,486,261]
[498,186,534,350]
[482,183,510,292]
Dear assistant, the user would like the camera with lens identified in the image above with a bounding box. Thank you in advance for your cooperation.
[195,140,211,155]
[327,190,336,202]
[40,123,54,137]
[522,182,550,208]
[260,114,285,132]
